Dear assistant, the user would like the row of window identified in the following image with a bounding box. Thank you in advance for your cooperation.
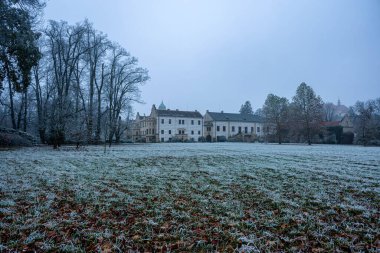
[210,126,260,133]
[161,118,202,125]
[160,129,201,135]
[160,137,197,142]
[145,129,155,135]
[142,126,260,135]
[140,121,154,127]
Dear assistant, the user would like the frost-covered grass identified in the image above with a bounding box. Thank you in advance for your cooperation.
[0,143,379,252]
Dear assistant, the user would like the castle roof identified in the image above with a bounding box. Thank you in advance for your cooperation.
[156,109,202,118]
[206,112,263,123]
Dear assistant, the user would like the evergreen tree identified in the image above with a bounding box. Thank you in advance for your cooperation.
[0,0,43,92]
[239,101,253,115]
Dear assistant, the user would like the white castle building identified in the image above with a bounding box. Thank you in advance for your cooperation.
[132,102,203,142]
[131,102,265,142]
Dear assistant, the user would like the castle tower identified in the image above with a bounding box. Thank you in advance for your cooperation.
[158,101,166,110]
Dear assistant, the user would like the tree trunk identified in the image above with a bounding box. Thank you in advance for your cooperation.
[95,92,102,144]
[34,67,46,143]
[7,75,16,129]
[87,70,94,144]
[23,91,28,132]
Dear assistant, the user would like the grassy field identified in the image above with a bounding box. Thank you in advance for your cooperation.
[0,143,379,252]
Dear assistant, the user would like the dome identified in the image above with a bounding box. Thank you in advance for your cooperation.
[158,101,166,110]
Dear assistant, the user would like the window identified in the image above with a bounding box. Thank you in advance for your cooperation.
[161,119,164,124]
[251,127,254,133]
[152,129,154,134]
[182,120,185,124]
[245,127,248,133]
[178,130,185,134]
[169,119,172,124]
[238,127,242,133]
[136,131,138,135]
[169,130,171,134]
[198,131,201,135]
[223,126,226,132]
[207,127,211,131]
[232,126,235,132]
[191,130,194,135]
[161,138,164,142]
[257,126,260,132]
[198,120,201,125]
[191,120,194,125]
[179,119,181,124]
[217,126,220,131]
[161,130,164,134]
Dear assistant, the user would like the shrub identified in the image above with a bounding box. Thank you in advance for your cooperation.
[0,132,33,147]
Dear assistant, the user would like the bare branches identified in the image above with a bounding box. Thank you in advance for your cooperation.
[32,20,149,146]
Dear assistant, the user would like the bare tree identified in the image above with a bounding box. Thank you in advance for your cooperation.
[353,100,375,145]
[45,20,87,148]
[263,94,289,144]
[292,82,324,145]
[83,20,109,144]
[105,44,149,145]
[323,102,336,121]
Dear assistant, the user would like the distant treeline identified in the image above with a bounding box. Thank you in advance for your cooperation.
[240,84,380,145]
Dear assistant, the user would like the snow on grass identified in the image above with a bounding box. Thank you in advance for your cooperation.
[0,143,379,252]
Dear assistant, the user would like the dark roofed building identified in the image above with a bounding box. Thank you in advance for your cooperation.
[321,114,354,133]
[206,111,263,123]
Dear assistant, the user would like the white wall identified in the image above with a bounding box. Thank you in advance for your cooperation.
[204,114,264,140]
[157,116,203,142]
[211,121,263,138]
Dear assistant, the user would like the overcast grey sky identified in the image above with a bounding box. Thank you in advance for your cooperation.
[44,0,380,115]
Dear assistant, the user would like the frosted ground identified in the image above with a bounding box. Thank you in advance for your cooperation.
[0,143,379,252]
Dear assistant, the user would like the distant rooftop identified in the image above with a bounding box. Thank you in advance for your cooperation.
[207,111,263,123]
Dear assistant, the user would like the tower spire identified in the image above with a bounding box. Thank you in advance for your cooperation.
[158,101,166,110]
